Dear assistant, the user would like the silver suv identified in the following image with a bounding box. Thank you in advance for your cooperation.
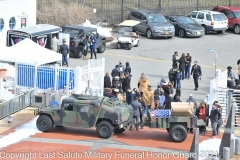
[127,9,175,39]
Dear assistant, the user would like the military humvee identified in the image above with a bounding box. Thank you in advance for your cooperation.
[34,94,133,138]
[147,102,199,143]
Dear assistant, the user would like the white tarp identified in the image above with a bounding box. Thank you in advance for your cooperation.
[0,38,62,66]
[82,19,112,37]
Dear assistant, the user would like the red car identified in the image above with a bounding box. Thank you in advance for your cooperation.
[213,6,240,34]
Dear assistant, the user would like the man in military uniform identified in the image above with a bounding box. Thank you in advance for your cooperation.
[129,96,142,131]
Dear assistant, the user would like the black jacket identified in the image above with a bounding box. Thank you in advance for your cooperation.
[168,68,176,79]
[210,108,221,122]
[125,62,131,75]
[60,44,69,56]
[179,57,186,72]
[111,68,119,78]
[191,64,202,76]
[104,75,111,88]
[172,55,179,68]
[186,56,192,67]
[164,97,173,109]
[122,76,131,92]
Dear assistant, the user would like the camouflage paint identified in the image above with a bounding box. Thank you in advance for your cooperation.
[36,95,133,128]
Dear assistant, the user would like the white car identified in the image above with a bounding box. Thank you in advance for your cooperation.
[187,10,228,34]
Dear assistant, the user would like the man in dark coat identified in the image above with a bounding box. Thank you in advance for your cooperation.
[191,61,202,91]
[111,65,120,80]
[122,72,131,92]
[129,96,142,130]
[59,38,69,66]
[172,51,179,68]
[125,61,131,76]
[168,67,177,88]
[104,72,111,88]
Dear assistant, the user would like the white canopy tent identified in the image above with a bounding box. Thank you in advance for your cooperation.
[0,38,62,66]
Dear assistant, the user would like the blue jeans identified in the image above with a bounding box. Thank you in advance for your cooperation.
[62,55,68,66]
[185,66,191,78]
[176,79,181,89]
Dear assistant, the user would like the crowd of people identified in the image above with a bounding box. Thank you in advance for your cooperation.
[103,56,223,137]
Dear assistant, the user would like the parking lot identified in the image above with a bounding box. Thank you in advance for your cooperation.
[69,30,239,102]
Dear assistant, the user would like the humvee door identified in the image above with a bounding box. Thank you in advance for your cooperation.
[76,104,98,128]
[61,102,78,127]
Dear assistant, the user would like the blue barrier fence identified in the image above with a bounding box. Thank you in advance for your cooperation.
[17,64,74,90]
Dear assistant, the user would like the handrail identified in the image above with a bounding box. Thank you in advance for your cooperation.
[0,88,36,120]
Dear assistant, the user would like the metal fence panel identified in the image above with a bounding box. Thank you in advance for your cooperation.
[0,89,36,120]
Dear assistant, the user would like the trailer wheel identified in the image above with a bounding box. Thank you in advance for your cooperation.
[169,125,187,142]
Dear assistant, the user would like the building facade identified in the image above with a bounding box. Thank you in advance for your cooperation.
[0,0,36,46]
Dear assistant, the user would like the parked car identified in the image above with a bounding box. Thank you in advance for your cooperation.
[213,6,240,34]
[166,15,204,38]
[127,9,175,39]
[187,10,228,34]
[61,25,106,58]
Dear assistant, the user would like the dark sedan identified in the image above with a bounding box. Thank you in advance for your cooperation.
[166,16,204,38]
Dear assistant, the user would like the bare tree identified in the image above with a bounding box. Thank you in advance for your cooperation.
[37,0,98,26]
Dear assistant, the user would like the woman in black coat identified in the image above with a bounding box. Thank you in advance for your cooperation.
[125,62,131,76]
[179,53,186,80]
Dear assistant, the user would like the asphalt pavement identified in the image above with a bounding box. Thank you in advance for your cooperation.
[68,30,239,104]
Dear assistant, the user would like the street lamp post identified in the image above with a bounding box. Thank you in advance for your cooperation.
[208,49,218,78]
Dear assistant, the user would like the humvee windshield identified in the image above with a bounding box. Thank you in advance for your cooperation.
[63,29,80,37]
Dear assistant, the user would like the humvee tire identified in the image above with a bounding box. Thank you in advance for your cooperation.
[97,121,114,138]
[169,125,187,142]
[36,115,53,132]
[114,128,126,133]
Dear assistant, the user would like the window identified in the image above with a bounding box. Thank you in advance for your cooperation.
[234,11,240,18]
[142,16,147,21]
[0,19,4,32]
[197,12,204,19]
[228,12,234,18]
[80,105,89,112]
[169,17,178,23]
[189,12,198,18]
[147,14,167,23]
[206,14,212,21]
[9,17,16,29]
[213,14,227,21]
[131,12,141,20]
[63,103,73,111]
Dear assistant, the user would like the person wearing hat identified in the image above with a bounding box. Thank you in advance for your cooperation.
[89,33,97,59]
[175,69,182,89]
[59,38,69,66]
[185,52,192,79]
[191,61,202,91]
[186,94,197,133]
[227,66,235,88]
